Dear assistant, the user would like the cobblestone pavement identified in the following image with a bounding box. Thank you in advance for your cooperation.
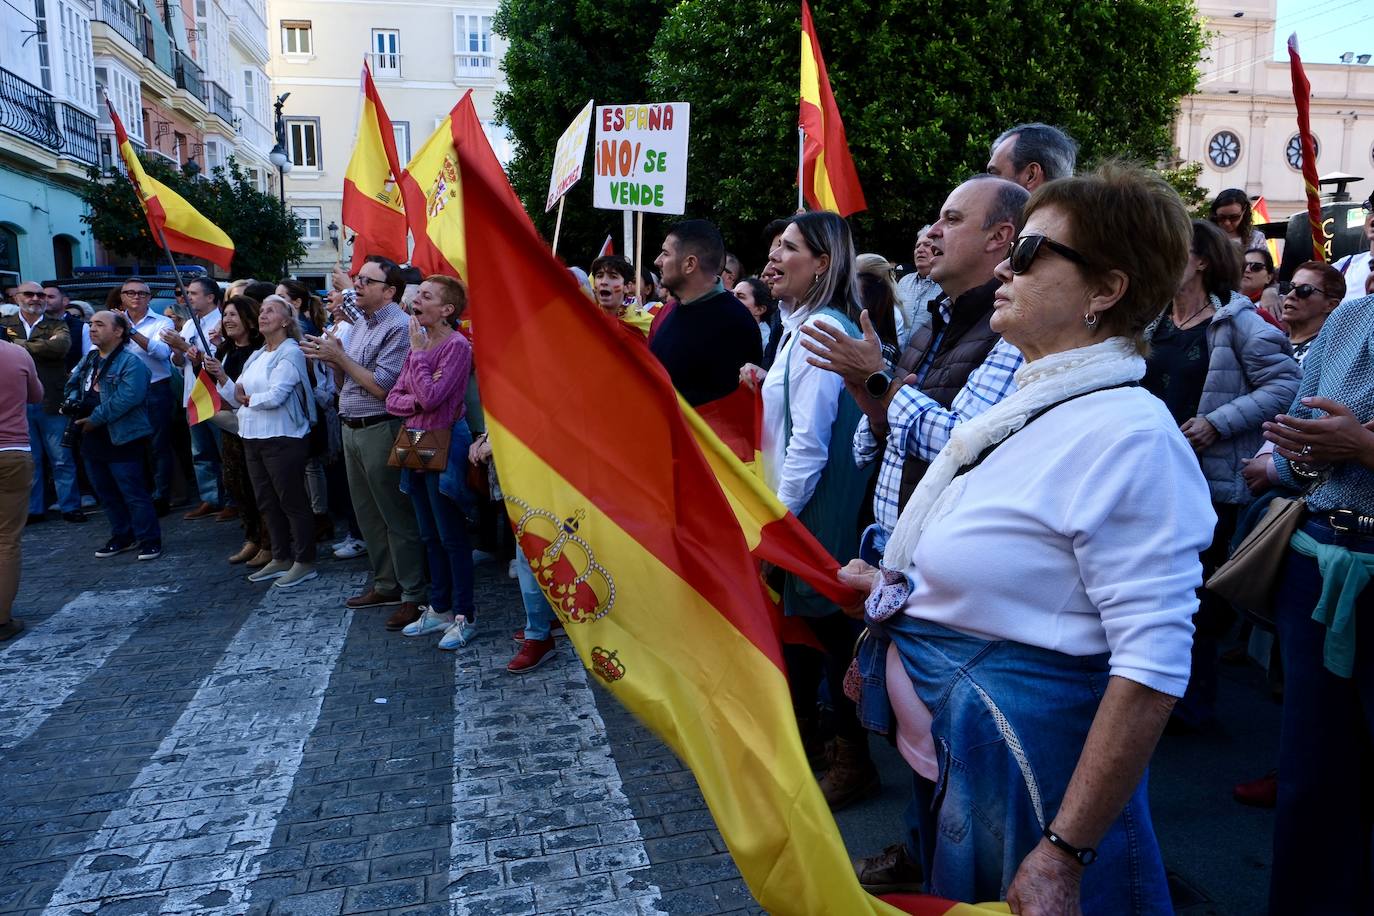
[3,508,1280,915]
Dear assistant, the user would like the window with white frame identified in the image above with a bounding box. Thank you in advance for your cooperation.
[392,122,410,163]
[482,119,512,165]
[281,20,312,54]
[242,67,268,125]
[205,138,223,173]
[34,0,54,91]
[95,61,143,143]
[453,12,494,77]
[372,29,399,77]
[285,117,320,169]
[292,206,322,242]
[59,0,96,109]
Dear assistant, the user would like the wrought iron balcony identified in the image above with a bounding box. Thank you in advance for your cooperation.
[0,67,61,149]
[58,102,98,164]
[174,51,206,103]
[94,0,146,51]
[208,81,234,123]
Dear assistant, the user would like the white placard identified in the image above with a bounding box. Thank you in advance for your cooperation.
[592,103,690,215]
[545,99,595,213]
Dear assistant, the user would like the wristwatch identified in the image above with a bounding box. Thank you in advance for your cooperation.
[864,369,894,400]
[1042,825,1097,866]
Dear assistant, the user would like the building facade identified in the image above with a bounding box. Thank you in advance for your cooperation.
[0,0,101,285]
[1177,0,1374,217]
[265,0,509,284]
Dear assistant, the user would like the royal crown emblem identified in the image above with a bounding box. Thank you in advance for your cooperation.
[589,646,625,683]
[505,496,615,624]
[426,155,460,219]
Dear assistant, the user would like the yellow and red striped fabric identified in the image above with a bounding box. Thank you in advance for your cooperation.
[107,99,234,271]
[1287,34,1328,262]
[182,362,222,426]
[1251,196,1282,267]
[437,89,1000,915]
[799,0,866,217]
[343,60,408,272]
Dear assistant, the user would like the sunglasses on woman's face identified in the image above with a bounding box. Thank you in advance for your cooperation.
[1243,262,1270,273]
[1008,234,1088,275]
[1288,283,1330,300]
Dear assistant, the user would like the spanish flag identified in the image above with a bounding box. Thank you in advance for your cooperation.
[342,60,407,272]
[182,360,222,426]
[1252,196,1282,267]
[1287,34,1328,262]
[106,98,235,271]
[799,0,866,217]
[446,83,998,916]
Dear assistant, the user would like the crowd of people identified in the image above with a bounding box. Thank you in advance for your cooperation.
[2,117,1374,913]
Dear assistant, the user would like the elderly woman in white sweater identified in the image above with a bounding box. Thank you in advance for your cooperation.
[219,294,318,589]
[839,164,1215,914]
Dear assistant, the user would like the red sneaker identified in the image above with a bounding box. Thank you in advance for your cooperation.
[506,638,556,673]
[511,619,563,642]
[1233,770,1278,808]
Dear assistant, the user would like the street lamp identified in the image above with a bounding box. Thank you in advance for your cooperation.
[327,220,339,251]
[270,92,292,206]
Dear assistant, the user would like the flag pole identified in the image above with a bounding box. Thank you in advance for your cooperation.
[796,127,805,211]
[152,225,210,354]
[634,211,644,295]
[551,197,565,257]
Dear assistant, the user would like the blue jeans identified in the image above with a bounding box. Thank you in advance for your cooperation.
[879,613,1170,913]
[85,454,161,547]
[27,406,79,514]
[143,380,173,501]
[513,546,556,640]
[1271,517,1374,913]
[408,470,474,617]
[189,420,223,507]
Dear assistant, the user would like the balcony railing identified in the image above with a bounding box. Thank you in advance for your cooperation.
[58,102,98,164]
[368,51,402,79]
[94,0,146,52]
[453,52,495,80]
[0,67,62,149]
[208,81,233,123]
[174,51,206,103]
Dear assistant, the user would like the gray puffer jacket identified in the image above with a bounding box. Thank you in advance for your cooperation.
[1148,291,1301,505]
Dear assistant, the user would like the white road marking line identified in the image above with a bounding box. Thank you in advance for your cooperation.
[40,583,354,914]
[0,587,176,750]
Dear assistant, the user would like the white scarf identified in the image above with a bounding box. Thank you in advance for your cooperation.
[882,336,1146,568]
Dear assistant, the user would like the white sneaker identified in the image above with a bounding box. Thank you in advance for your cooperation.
[247,559,292,582]
[403,606,454,637]
[437,616,477,650]
[332,535,351,551]
[333,537,367,560]
[80,495,97,509]
[507,559,517,579]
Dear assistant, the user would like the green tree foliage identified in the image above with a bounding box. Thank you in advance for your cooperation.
[497,0,1205,272]
[81,157,306,280]
[1160,161,1212,219]
[492,0,673,265]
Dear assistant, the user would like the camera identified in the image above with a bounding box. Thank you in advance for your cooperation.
[59,391,99,449]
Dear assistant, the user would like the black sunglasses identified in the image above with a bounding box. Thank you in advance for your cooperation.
[1243,262,1271,273]
[1288,283,1330,300]
[1008,234,1088,275]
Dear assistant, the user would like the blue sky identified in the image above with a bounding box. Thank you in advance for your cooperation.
[1271,0,1374,63]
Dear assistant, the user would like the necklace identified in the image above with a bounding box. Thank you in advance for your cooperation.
[1171,298,1214,329]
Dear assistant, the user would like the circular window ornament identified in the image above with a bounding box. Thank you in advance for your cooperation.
[1208,131,1241,169]
[1287,134,1318,170]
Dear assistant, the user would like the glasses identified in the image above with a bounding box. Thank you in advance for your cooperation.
[354,276,387,288]
[1243,262,1270,273]
[120,290,151,299]
[1288,283,1330,300]
[1212,213,1243,225]
[1008,234,1088,275]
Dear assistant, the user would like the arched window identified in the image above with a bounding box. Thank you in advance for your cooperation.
[52,235,77,278]
[0,224,20,282]
[1286,134,1319,170]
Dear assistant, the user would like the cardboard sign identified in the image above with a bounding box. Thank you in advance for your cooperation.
[546,99,595,212]
[592,103,690,215]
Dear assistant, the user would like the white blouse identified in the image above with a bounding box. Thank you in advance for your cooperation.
[219,339,313,440]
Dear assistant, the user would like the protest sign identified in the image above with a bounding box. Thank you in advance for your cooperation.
[545,99,594,213]
[592,103,690,215]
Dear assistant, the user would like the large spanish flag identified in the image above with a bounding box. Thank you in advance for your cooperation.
[1287,34,1328,262]
[106,98,234,272]
[342,60,407,272]
[799,0,866,217]
[444,84,998,916]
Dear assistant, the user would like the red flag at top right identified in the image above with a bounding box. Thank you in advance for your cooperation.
[1287,33,1328,262]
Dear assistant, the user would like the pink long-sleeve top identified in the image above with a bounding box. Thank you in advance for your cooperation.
[384,330,471,431]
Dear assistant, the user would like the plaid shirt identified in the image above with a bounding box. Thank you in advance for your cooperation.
[855,337,1023,533]
[338,300,410,419]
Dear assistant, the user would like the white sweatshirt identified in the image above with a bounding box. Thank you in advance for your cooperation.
[901,387,1215,697]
